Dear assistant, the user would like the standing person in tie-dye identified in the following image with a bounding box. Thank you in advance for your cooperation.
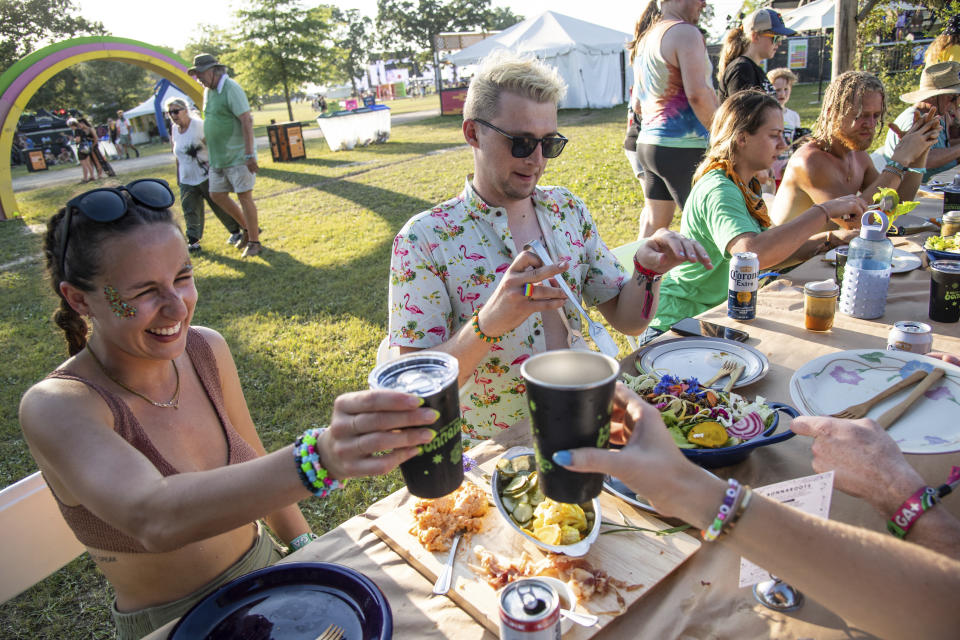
[630,0,719,238]
[388,53,713,445]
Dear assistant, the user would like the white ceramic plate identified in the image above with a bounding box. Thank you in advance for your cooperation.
[789,350,960,454]
[823,247,921,273]
[637,337,769,389]
[604,469,721,514]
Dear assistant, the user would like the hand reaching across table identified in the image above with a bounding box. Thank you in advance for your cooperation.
[550,384,960,640]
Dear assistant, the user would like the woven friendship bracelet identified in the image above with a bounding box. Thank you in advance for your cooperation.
[703,478,741,542]
[632,257,663,318]
[471,307,503,343]
[887,486,938,539]
[293,427,345,498]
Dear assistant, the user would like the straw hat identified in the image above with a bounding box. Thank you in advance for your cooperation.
[900,61,960,104]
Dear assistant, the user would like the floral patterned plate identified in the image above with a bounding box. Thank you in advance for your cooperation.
[789,350,960,454]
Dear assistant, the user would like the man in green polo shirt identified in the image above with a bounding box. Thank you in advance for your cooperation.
[189,53,263,258]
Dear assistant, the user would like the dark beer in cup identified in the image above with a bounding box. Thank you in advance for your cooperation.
[520,350,619,504]
[368,352,463,498]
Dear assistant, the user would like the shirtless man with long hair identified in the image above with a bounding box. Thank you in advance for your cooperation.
[771,71,939,227]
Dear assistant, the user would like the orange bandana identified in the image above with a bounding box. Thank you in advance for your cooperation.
[702,159,771,228]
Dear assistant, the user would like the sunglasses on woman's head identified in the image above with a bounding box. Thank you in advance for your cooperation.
[58,179,176,276]
[472,118,568,158]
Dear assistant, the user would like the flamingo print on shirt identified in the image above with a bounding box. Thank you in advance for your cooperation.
[388,178,626,443]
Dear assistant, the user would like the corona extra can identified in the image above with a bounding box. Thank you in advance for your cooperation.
[887,321,933,354]
[499,578,561,640]
[728,252,759,320]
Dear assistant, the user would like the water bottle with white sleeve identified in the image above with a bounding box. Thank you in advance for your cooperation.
[839,211,893,319]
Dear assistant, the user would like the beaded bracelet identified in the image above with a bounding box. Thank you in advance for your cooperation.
[887,485,938,539]
[632,257,663,318]
[290,532,319,551]
[703,478,741,542]
[722,485,753,535]
[293,427,345,498]
[471,307,503,343]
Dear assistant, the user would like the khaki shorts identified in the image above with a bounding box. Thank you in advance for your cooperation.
[209,163,256,194]
[110,522,283,640]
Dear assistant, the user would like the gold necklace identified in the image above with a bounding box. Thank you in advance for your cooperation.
[86,346,180,409]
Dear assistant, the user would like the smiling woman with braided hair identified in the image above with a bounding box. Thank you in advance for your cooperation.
[20,183,439,638]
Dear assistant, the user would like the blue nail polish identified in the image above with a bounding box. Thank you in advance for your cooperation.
[552,450,572,466]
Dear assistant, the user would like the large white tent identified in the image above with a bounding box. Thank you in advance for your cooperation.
[122,81,194,144]
[782,0,922,32]
[444,11,631,109]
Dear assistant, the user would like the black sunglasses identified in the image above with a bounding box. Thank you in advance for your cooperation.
[472,118,568,158]
[168,108,183,115]
[59,179,176,276]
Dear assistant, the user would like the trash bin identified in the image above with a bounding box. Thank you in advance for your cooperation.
[266,122,307,162]
[25,149,47,172]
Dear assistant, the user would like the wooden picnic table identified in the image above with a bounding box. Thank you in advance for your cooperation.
[143,176,960,639]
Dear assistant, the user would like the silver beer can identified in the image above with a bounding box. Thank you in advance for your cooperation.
[887,321,933,354]
[499,578,561,640]
[728,252,759,320]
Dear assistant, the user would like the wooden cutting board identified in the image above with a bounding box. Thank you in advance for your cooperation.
[370,455,701,638]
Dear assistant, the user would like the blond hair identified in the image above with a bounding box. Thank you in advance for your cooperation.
[925,15,960,66]
[463,52,567,122]
[811,71,886,148]
[767,67,797,86]
[693,90,781,182]
[717,26,751,84]
[625,1,662,64]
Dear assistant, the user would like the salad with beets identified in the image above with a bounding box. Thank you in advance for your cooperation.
[622,372,775,449]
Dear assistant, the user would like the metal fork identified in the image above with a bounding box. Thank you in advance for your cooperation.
[316,623,345,640]
[702,359,739,387]
[829,370,926,420]
[524,239,619,359]
[432,531,463,595]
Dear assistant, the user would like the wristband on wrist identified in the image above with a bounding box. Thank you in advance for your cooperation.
[887,485,938,539]
[905,166,925,175]
[244,153,256,160]
[290,532,319,550]
[886,158,907,172]
[703,478,741,542]
[812,203,830,223]
[632,257,663,318]
[881,166,904,181]
[723,485,753,535]
[936,465,960,499]
[471,307,503,343]
[293,428,345,498]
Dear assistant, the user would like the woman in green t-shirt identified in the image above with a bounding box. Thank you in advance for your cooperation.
[652,90,866,330]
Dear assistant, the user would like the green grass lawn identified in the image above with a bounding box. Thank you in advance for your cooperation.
[2,86,842,635]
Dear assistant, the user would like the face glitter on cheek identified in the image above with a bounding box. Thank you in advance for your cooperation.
[104,285,137,318]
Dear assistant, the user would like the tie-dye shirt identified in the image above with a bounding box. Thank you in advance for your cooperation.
[388,179,626,443]
[634,20,712,149]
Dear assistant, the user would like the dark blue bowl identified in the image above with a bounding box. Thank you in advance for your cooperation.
[681,401,798,468]
[170,562,392,640]
[925,248,960,263]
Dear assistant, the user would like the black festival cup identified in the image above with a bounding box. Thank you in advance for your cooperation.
[368,351,463,498]
[520,350,620,504]
[929,260,960,323]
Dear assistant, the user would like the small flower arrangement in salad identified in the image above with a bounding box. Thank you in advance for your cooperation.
[622,372,775,449]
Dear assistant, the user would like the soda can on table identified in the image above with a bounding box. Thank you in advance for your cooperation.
[499,578,561,640]
[886,321,933,354]
[728,252,759,320]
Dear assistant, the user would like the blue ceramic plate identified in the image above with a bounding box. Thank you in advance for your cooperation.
[169,562,392,640]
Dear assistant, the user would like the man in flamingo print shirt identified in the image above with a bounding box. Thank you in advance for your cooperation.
[388,53,711,443]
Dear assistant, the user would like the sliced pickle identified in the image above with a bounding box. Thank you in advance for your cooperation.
[501,495,516,512]
[496,458,515,475]
[504,475,528,494]
[512,503,533,523]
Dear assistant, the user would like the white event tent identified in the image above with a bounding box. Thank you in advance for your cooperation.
[123,82,195,143]
[444,11,632,109]
[782,0,922,32]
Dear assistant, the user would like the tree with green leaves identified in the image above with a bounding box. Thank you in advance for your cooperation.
[376,0,493,67]
[26,60,153,123]
[181,25,236,68]
[332,8,373,95]
[226,0,337,121]
[0,0,104,74]
[486,7,523,31]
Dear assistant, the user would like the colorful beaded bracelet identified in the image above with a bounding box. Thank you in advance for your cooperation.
[293,427,345,498]
[703,478,741,542]
[471,307,503,343]
[722,485,753,535]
